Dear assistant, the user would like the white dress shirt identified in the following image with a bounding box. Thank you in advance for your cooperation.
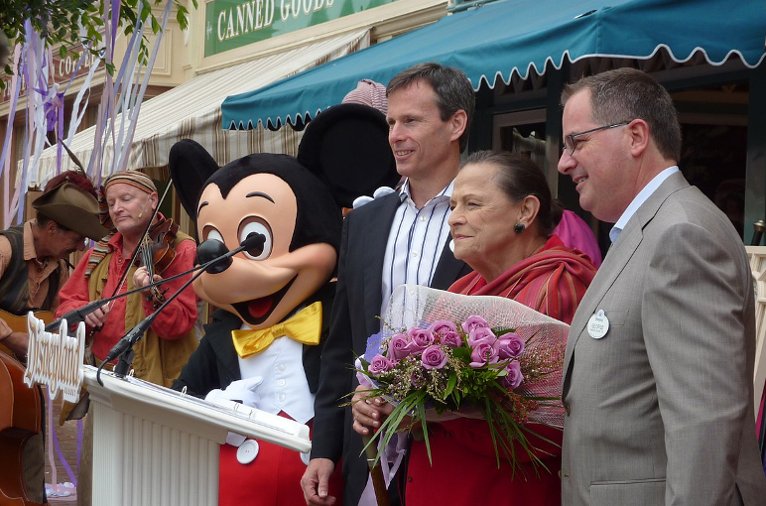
[380,179,453,319]
[609,166,680,244]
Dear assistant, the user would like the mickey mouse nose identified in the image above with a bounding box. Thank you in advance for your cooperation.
[196,239,231,274]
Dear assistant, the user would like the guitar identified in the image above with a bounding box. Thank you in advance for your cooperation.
[0,309,55,333]
[0,309,54,360]
[0,310,52,505]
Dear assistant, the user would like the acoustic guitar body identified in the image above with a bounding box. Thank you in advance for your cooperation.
[0,343,47,505]
[0,310,54,360]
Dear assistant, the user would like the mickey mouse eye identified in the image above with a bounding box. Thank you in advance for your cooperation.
[204,227,224,244]
[238,220,272,260]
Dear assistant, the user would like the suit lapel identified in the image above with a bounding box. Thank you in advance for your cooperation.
[360,193,401,336]
[562,226,642,386]
[562,172,690,394]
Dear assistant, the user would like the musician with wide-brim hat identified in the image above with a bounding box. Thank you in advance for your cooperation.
[0,171,106,358]
[0,170,105,505]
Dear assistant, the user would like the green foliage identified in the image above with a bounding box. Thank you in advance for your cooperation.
[0,0,198,87]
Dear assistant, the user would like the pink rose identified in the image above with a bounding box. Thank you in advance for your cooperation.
[421,345,448,370]
[462,315,490,334]
[368,354,395,375]
[439,331,463,348]
[503,360,524,389]
[429,320,457,337]
[494,333,525,359]
[430,320,461,347]
[467,326,496,347]
[355,358,374,387]
[469,341,498,368]
[407,327,435,352]
[387,333,410,361]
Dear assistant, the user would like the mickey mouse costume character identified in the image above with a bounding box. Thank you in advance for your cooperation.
[170,103,398,506]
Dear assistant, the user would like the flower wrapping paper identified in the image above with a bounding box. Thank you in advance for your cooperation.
[366,284,570,428]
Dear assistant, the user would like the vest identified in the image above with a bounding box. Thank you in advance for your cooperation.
[87,231,198,387]
[0,225,62,314]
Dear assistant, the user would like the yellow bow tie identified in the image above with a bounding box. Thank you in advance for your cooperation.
[231,301,322,358]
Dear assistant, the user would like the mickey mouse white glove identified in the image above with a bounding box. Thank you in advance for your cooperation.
[205,376,264,409]
[352,186,396,209]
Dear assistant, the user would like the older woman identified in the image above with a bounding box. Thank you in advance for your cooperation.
[352,150,597,505]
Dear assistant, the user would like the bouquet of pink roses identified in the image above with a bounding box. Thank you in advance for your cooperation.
[355,285,568,470]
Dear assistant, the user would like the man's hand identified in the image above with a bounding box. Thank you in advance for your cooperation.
[84,305,109,329]
[133,265,161,289]
[0,330,29,357]
[351,385,395,436]
[301,457,337,505]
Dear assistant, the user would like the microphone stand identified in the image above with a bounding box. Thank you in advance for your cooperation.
[110,266,201,378]
[45,266,203,332]
[47,230,267,332]
[95,234,264,386]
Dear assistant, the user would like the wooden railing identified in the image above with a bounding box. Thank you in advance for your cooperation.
[745,246,766,417]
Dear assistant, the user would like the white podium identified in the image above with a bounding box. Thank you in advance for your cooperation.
[82,365,311,506]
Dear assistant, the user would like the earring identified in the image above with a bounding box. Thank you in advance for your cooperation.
[513,223,525,234]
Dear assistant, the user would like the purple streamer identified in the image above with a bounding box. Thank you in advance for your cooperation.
[109,0,121,60]
[76,418,83,472]
[50,418,78,485]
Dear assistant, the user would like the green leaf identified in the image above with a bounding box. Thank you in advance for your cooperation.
[452,347,471,362]
[416,403,431,465]
[492,326,517,337]
[444,373,457,397]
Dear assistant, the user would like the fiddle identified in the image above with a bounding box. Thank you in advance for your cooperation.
[138,217,180,305]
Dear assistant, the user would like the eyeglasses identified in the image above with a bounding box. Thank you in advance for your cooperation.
[562,121,631,156]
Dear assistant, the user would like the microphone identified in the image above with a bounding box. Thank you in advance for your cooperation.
[196,232,266,274]
[48,233,266,332]
[97,233,266,381]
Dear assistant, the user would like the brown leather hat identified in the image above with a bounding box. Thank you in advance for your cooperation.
[32,182,108,240]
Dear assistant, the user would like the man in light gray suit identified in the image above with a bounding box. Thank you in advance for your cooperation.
[558,67,766,505]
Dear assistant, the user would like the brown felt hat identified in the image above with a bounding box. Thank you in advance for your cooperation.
[32,182,108,240]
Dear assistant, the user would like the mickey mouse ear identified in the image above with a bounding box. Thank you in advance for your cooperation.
[297,103,399,209]
[169,139,219,219]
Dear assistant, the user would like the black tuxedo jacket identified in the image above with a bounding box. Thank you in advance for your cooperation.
[311,192,470,505]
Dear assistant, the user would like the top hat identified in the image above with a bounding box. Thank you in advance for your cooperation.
[32,182,108,240]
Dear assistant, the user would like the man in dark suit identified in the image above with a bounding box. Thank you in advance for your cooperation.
[301,62,475,506]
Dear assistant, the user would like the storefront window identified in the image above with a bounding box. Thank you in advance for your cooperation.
[674,82,749,238]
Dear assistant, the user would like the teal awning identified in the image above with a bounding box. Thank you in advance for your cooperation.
[222,0,766,130]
